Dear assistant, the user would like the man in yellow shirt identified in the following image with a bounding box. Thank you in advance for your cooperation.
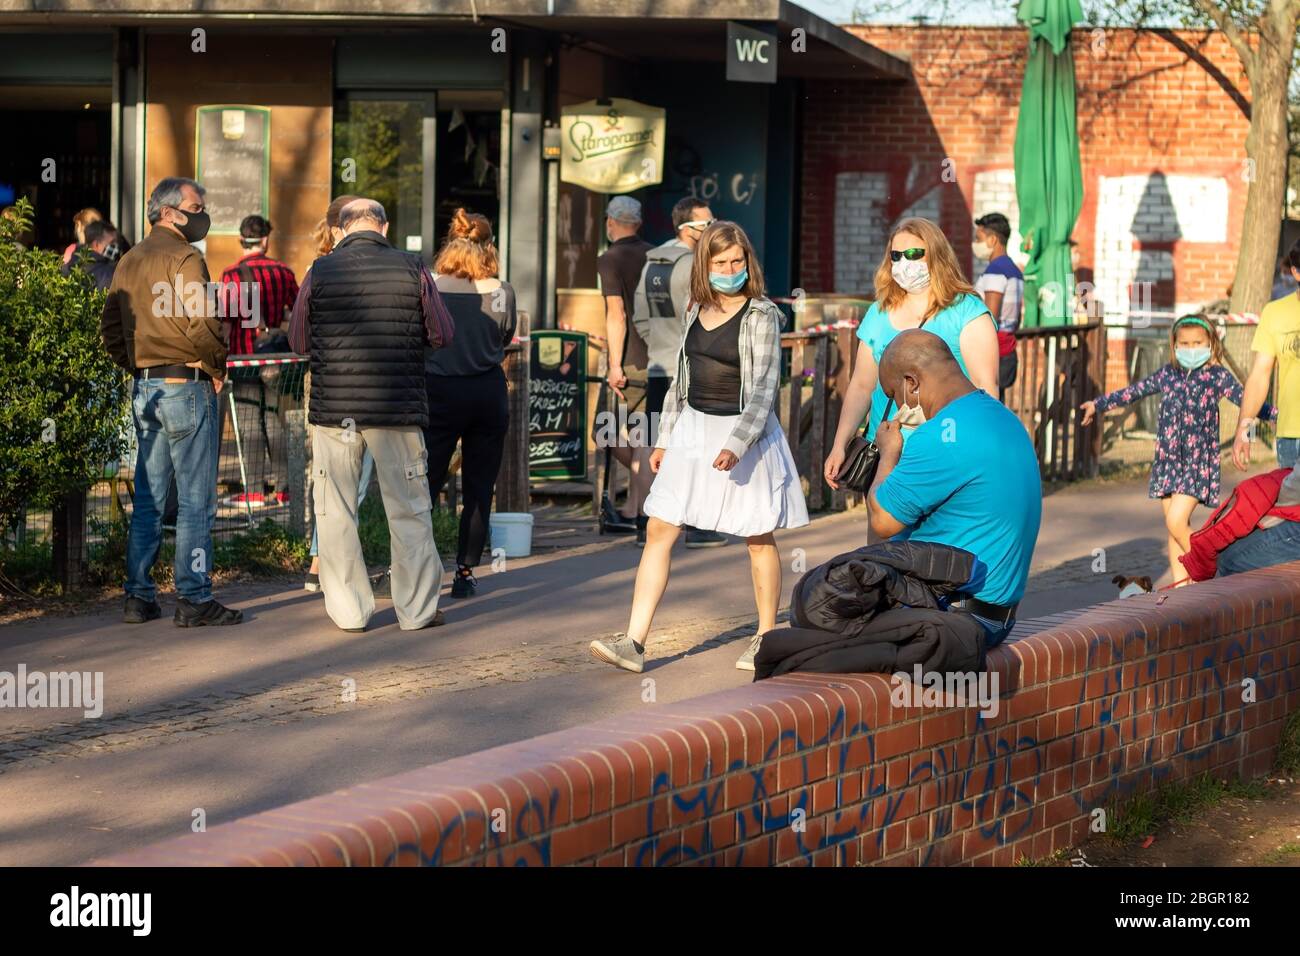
[1234,245,1300,471]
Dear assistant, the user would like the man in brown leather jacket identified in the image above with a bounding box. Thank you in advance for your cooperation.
[101,176,242,628]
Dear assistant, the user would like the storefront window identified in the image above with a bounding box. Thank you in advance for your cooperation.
[332,97,427,254]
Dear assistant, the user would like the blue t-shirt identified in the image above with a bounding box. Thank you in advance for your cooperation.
[874,390,1041,606]
[856,292,994,439]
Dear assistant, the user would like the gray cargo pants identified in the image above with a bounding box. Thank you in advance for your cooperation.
[311,423,443,631]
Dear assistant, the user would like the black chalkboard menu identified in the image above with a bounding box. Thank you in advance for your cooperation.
[195,106,270,235]
[529,330,588,480]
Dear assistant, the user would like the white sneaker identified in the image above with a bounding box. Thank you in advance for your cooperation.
[590,633,645,673]
[735,634,762,671]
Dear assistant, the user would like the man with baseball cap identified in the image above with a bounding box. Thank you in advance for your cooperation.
[596,195,654,533]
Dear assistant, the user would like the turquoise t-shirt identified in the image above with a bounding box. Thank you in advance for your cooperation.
[856,292,994,440]
[874,390,1041,606]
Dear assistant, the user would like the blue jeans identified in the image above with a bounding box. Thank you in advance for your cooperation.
[1216,521,1300,576]
[309,448,373,557]
[972,613,1014,649]
[1276,437,1299,469]
[127,379,220,603]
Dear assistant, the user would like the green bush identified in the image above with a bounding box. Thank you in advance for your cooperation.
[0,198,131,532]
[0,535,60,597]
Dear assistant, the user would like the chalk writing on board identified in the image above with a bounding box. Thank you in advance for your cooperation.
[529,331,587,479]
[196,106,269,234]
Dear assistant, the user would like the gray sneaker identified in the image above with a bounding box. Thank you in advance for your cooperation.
[589,633,645,673]
[735,633,763,671]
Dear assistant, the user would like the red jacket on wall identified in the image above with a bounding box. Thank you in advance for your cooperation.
[1180,468,1300,581]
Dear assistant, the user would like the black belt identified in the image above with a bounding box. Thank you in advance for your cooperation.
[954,597,1018,626]
[135,364,211,382]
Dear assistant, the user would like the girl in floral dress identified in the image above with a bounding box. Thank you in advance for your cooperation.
[1079,315,1277,586]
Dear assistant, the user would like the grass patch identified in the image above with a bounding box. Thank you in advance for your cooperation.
[357,492,461,567]
[1262,843,1300,865]
[1104,773,1272,845]
[1276,708,1300,777]
[215,520,310,577]
[1015,847,1072,867]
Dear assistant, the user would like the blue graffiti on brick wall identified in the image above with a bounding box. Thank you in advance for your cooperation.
[384,623,1292,866]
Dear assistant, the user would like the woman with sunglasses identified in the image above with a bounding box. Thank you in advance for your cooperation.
[824,217,999,492]
[590,221,809,674]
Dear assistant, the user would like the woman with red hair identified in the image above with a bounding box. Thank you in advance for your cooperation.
[425,208,518,598]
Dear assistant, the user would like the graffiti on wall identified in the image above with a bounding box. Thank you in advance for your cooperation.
[382,625,1292,867]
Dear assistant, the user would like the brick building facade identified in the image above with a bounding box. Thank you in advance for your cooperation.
[798,26,1254,389]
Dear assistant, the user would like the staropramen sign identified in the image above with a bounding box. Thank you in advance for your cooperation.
[560,98,665,194]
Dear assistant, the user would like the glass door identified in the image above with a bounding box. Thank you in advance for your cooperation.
[332,92,436,261]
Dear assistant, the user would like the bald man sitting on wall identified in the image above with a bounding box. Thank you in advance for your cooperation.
[867,329,1043,648]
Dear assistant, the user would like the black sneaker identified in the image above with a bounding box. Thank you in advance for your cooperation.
[685,527,728,549]
[600,495,637,534]
[303,572,321,593]
[635,515,648,548]
[123,595,162,624]
[174,598,243,627]
[450,568,477,598]
[370,568,392,598]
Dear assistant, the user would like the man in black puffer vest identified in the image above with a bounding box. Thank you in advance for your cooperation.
[289,198,455,632]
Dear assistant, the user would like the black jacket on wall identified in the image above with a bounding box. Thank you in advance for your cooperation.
[753,541,988,680]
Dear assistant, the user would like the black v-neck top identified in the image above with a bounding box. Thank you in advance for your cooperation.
[686,299,747,415]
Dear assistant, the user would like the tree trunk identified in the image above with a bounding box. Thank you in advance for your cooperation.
[1228,18,1295,315]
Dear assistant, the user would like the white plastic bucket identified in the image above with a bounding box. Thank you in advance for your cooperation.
[489,512,534,558]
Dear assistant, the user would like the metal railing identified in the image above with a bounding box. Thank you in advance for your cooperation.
[12,346,531,590]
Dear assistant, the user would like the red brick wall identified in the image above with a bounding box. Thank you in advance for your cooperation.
[799,26,1251,319]
[97,564,1299,867]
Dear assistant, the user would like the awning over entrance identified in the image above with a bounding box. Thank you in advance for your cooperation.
[5,0,910,81]
[523,2,912,81]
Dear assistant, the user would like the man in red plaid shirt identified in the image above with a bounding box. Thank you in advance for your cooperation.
[218,214,300,500]
[219,215,299,355]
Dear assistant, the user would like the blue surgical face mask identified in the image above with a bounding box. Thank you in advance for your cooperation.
[1176,347,1212,370]
[709,267,748,294]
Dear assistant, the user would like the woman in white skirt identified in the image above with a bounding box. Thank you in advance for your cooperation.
[590,221,809,674]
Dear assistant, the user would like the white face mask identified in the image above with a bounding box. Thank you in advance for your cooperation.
[893,379,926,429]
[892,258,930,293]
[972,240,992,260]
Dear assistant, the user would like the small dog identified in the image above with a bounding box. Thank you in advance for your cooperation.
[1112,574,1154,599]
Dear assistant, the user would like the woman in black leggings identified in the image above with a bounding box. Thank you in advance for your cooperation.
[425,208,517,597]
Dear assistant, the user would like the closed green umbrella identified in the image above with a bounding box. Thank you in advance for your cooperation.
[1014,0,1085,328]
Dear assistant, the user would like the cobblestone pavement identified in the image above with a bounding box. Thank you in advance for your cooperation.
[0,609,767,773]
[0,537,1165,774]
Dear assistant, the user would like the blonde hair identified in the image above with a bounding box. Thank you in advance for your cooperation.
[312,194,361,257]
[688,220,766,309]
[434,208,498,280]
[73,207,103,245]
[1169,314,1225,366]
[873,216,976,319]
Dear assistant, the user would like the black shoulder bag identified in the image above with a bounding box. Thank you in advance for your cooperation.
[834,314,929,493]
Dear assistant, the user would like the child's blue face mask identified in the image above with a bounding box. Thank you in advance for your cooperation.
[1175,347,1212,370]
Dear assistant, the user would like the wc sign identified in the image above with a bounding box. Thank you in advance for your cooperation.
[726,21,778,84]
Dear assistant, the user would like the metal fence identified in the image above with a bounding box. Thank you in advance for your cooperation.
[1094,316,1274,471]
[8,346,530,590]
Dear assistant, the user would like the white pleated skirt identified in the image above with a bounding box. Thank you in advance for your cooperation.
[645,405,810,538]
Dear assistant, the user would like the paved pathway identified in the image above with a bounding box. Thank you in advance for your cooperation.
[0,466,1270,864]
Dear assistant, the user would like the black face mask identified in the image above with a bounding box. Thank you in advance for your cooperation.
[172,208,210,243]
